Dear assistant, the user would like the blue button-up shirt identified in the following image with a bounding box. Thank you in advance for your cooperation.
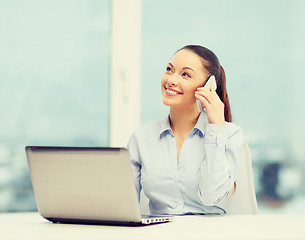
[127,111,244,215]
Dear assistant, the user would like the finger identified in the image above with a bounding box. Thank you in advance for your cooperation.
[197,86,215,97]
[195,93,210,107]
[195,89,213,103]
[210,84,216,92]
[210,90,220,102]
[206,85,221,102]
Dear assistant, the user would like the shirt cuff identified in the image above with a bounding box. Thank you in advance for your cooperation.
[205,124,228,146]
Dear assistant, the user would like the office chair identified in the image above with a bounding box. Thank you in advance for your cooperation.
[140,143,259,215]
[226,143,259,214]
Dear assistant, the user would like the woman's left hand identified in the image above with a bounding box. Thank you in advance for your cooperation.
[195,85,225,125]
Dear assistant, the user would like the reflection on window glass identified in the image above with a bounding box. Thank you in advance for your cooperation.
[0,0,110,212]
[141,0,305,213]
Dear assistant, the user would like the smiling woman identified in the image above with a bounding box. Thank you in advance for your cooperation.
[161,49,206,109]
[127,45,243,215]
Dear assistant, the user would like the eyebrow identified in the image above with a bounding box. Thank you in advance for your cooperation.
[182,67,196,75]
[168,63,196,75]
[168,63,175,70]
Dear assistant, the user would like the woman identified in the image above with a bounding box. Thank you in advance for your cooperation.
[128,45,244,215]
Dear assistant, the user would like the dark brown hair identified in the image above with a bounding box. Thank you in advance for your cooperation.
[178,45,232,122]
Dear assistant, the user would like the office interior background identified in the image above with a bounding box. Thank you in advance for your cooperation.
[1,0,305,214]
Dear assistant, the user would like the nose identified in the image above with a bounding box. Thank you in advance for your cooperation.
[167,74,178,86]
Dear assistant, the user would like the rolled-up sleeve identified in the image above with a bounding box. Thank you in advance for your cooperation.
[198,122,244,206]
[127,133,142,202]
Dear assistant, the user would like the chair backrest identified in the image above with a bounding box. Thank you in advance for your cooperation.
[226,143,259,214]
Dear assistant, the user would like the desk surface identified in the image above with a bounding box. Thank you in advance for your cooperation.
[1,212,305,240]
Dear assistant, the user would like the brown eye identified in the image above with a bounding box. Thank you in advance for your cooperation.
[182,72,191,78]
[166,66,172,72]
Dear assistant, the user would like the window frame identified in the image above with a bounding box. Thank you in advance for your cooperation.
[109,0,141,147]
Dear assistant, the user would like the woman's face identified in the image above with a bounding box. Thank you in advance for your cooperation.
[161,49,209,108]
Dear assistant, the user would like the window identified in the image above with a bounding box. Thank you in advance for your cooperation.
[0,0,110,212]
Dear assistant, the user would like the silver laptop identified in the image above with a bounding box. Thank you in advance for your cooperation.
[25,146,173,226]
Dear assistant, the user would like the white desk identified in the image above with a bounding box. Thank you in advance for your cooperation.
[1,212,305,240]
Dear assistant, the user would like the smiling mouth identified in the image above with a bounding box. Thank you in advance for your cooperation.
[165,88,183,96]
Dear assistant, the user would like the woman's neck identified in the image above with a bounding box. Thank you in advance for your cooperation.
[169,104,200,138]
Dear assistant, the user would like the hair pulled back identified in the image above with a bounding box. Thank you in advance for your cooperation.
[178,45,232,122]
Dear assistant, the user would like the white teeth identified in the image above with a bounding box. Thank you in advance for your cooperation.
[166,89,180,95]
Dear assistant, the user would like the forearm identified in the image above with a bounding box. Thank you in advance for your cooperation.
[199,123,243,206]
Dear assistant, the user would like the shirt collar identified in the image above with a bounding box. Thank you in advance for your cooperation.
[159,111,208,137]
[193,111,209,135]
[159,115,173,137]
